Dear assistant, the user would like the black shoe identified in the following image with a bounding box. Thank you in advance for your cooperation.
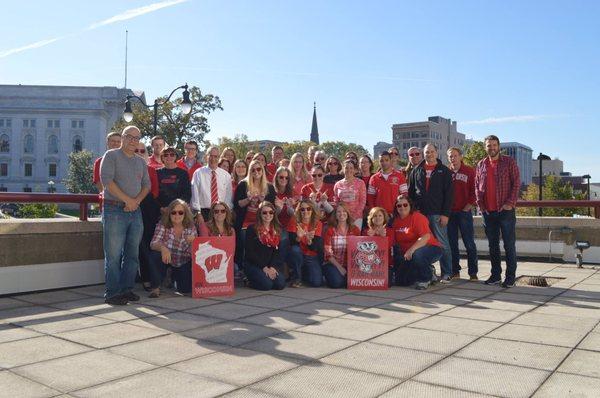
[502,278,516,288]
[122,291,140,302]
[105,295,128,306]
[484,276,501,285]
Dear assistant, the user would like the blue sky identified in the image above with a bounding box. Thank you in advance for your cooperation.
[1,0,599,178]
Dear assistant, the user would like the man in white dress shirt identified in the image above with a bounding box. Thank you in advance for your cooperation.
[191,146,233,221]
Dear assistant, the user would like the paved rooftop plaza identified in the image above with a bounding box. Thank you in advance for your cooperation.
[1,261,600,397]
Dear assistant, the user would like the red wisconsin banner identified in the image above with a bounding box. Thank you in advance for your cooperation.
[192,236,235,298]
[346,236,389,290]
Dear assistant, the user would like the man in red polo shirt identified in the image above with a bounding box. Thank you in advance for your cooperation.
[367,150,408,215]
[475,135,520,288]
[447,146,478,281]
[176,140,203,181]
[93,132,122,193]
[148,135,166,169]
[266,145,284,182]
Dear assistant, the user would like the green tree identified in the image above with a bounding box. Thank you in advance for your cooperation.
[18,203,58,218]
[217,134,260,159]
[320,141,370,160]
[282,141,315,159]
[64,150,97,194]
[518,175,584,216]
[112,86,223,151]
[462,141,487,167]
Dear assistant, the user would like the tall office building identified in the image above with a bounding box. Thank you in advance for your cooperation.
[391,116,466,162]
[0,85,142,192]
[502,142,533,185]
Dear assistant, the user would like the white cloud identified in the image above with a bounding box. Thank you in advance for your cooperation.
[463,114,558,125]
[87,0,188,30]
[0,37,62,59]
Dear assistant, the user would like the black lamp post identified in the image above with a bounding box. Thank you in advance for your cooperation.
[537,153,551,216]
[582,174,591,216]
[47,180,56,193]
[123,84,192,135]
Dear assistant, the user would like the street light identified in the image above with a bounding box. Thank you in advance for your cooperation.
[582,174,591,216]
[123,83,192,135]
[47,180,56,193]
[537,153,551,217]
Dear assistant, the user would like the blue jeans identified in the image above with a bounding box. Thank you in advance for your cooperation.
[102,204,144,298]
[427,215,452,277]
[448,211,479,275]
[323,263,346,288]
[148,251,192,293]
[245,264,286,291]
[289,246,322,287]
[483,209,517,280]
[394,245,443,285]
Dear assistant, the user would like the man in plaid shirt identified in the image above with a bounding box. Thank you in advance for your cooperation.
[475,135,520,288]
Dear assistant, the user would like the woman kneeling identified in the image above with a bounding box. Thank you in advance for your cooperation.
[149,199,197,297]
[392,196,443,290]
[323,204,361,288]
[244,201,286,291]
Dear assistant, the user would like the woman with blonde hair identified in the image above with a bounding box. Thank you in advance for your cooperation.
[287,199,323,287]
[148,199,197,297]
[234,159,276,269]
[364,206,395,286]
[288,152,312,198]
[322,204,361,288]
[244,201,286,291]
[221,147,237,169]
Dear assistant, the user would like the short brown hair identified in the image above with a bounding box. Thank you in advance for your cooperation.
[151,135,165,144]
[367,207,389,229]
[106,132,121,140]
[447,146,462,155]
[484,135,500,145]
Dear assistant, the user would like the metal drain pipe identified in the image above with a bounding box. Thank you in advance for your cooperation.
[548,227,573,262]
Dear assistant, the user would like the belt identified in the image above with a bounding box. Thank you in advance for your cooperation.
[103,199,125,207]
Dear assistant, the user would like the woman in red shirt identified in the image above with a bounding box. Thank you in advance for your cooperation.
[392,196,443,290]
[323,204,361,288]
[288,152,312,198]
[287,199,323,287]
[363,206,395,286]
[301,165,334,222]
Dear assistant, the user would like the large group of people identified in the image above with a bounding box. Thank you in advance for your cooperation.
[98,126,520,305]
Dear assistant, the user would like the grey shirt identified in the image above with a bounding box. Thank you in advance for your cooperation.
[100,148,150,202]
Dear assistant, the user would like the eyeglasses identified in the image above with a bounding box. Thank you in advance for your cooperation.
[125,134,141,142]
[213,208,226,214]
[396,203,409,208]
[171,210,185,215]
[278,175,289,180]
[311,173,323,178]
[251,167,262,173]
[134,149,146,154]
[261,210,275,215]
[409,152,421,157]
[163,153,176,158]
[300,207,312,212]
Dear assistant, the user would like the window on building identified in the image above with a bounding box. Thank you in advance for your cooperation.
[0,186,7,192]
[0,134,9,152]
[0,163,7,177]
[48,135,59,154]
[49,163,57,177]
[24,163,33,177]
[0,119,3,127]
[23,187,32,193]
[71,120,85,129]
[24,134,34,153]
[73,135,83,152]
[23,119,36,128]
[6,119,11,128]
[47,120,60,129]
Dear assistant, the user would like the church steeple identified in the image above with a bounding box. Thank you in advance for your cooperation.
[310,102,319,144]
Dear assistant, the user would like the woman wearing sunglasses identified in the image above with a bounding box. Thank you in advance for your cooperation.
[322,204,361,288]
[323,156,343,190]
[233,160,276,270]
[244,201,286,291]
[148,199,197,297]
[273,166,296,265]
[287,199,323,287]
[157,147,191,211]
[333,159,367,229]
[301,164,334,222]
[198,201,235,237]
[392,196,443,290]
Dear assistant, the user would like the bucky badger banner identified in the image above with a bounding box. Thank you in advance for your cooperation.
[346,236,389,290]
[192,236,235,298]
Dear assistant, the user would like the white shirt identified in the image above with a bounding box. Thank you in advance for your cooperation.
[190,166,233,210]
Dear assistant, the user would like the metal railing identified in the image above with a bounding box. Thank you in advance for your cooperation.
[0,192,599,221]
[0,192,100,221]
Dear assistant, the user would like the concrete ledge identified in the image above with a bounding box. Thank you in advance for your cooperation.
[0,259,104,295]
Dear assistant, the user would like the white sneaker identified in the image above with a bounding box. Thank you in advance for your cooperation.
[439,275,452,284]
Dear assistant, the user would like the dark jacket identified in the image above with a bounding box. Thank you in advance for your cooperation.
[244,224,283,270]
[408,159,454,217]
[157,167,192,207]
[233,181,277,230]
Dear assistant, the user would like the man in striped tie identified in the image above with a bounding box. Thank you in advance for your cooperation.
[190,146,233,223]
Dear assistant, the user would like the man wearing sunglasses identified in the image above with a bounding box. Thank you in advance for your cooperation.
[100,125,150,305]
[408,143,454,283]
[191,146,233,222]
[404,146,423,179]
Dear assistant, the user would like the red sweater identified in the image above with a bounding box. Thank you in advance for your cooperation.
[450,163,476,212]
[176,158,202,181]
[367,170,408,214]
